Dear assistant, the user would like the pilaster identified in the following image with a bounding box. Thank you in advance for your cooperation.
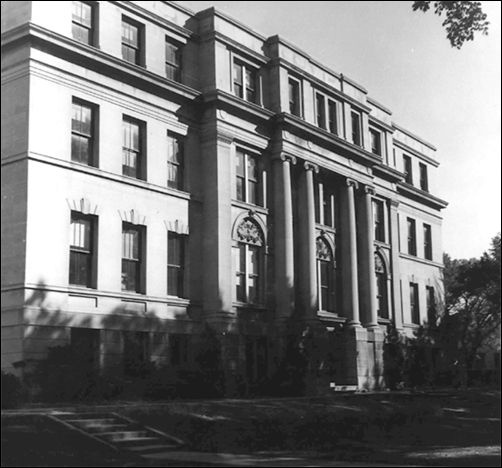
[389,199,403,329]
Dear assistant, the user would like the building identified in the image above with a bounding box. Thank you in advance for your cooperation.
[1,1,448,392]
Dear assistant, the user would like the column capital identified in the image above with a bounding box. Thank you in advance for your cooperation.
[364,185,376,196]
[346,178,359,189]
[390,199,400,208]
[303,161,319,173]
[273,153,297,165]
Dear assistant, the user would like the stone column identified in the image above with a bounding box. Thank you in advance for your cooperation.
[298,161,319,319]
[345,178,360,326]
[360,185,379,329]
[389,199,403,329]
[273,153,296,320]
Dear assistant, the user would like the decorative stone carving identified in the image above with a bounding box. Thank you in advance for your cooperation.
[375,252,385,274]
[346,178,359,189]
[364,185,376,195]
[316,237,332,261]
[236,218,264,246]
[274,153,297,165]
[304,161,319,173]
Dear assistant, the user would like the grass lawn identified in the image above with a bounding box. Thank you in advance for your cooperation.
[1,389,500,466]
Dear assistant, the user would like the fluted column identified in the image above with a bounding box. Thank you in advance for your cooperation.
[299,161,319,319]
[362,185,378,329]
[273,153,296,320]
[345,178,360,326]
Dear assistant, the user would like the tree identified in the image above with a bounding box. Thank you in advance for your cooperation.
[439,234,501,386]
[412,1,489,49]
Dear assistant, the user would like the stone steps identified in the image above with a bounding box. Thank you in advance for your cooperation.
[49,411,184,459]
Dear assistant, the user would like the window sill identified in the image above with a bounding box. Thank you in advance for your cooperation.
[231,199,269,214]
[374,240,390,249]
[316,223,336,234]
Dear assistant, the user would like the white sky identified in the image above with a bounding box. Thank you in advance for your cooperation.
[179,1,501,260]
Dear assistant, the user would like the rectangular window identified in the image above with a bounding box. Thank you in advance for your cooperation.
[168,232,186,297]
[407,217,417,256]
[426,286,436,324]
[170,334,189,366]
[316,93,326,130]
[233,244,261,304]
[403,155,413,184]
[373,199,385,242]
[123,331,150,376]
[167,132,184,190]
[410,282,420,324]
[234,245,246,302]
[121,223,144,293]
[71,328,99,372]
[233,61,257,103]
[351,111,362,146]
[235,149,260,206]
[288,78,301,117]
[370,128,382,156]
[72,1,95,46]
[419,162,429,192]
[69,212,95,288]
[121,17,142,65]
[165,38,182,81]
[122,117,143,179]
[72,99,96,166]
[423,223,432,260]
[328,100,338,135]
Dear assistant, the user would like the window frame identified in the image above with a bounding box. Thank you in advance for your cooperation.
[419,162,429,192]
[351,110,362,146]
[69,211,97,288]
[423,223,433,260]
[121,222,145,294]
[72,0,97,46]
[121,16,144,66]
[314,178,336,228]
[71,98,97,167]
[316,237,336,312]
[232,58,259,104]
[165,36,182,82]
[426,285,436,324]
[373,199,386,243]
[403,154,413,185]
[407,217,417,256]
[375,253,389,319]
[167,131,184,190]
[369,127,382,156]
[288,76,302,117]
[122,115,145,180]
[410,282,420,324]
[167,232,186,298]
[235,148,261,206]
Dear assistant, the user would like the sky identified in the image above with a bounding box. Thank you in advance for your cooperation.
[179,1,501,260]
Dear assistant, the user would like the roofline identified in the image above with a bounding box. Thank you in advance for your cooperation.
[392,123,437,151]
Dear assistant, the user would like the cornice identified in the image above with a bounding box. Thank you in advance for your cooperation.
[393,139,440,168]
[397,182,448,210]
[162,1,196,17]
[392,123,437,151]
[399,253,444,269]
[369,115,394,133]
[367,97,392,116]
[2,23,201,102]
[372,163,404,183]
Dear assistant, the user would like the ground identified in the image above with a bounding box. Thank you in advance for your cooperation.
[1,389,500,467]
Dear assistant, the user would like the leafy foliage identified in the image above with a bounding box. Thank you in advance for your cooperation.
[412,1,489,49]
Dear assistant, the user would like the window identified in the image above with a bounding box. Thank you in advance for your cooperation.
[121,17,142,65]
[426,286,436,325]
[351,111,362,146]
[407,218,417,256]
[317,237,335,312]
[419,162,429,192]
[288,77,301,117]
[168,232,186,297]
[123,331,150,376]
[122,117,144,179]
[314,180,336,228]
[72,1,96,46]
[315,93,326,130]
[233,218,264,304]
[167,132,184,190]
[121,223,144,293]
[328,100,338,135]
[165,37,182,81]
[170,334,190,366]
[370,128,382,156]
[423,223,432,260]
[403,155,413,184]
[245,336,268,384]
[69,212,95,288]
[375,253,388,319]
[233,60,257,103]
[235,149,260,206]
[71,328,99,372]
[373,199,385,242]
[410,282,420,324]
[72,99,96,166]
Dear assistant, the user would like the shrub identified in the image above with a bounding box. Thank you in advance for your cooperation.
[1,371,27,409]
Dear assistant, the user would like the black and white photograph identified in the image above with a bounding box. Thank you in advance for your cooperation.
[1,1,500,466]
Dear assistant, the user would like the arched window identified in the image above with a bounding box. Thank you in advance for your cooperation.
[233,218,264,304]
[316,237,335,312]
[375,252,388,319]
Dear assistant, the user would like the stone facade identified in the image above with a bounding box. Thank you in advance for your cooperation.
[1,1,447,392]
